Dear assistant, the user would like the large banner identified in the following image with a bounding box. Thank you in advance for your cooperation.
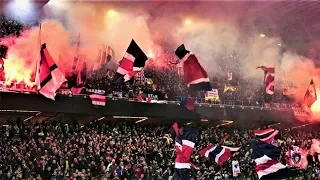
[291,106,308,118]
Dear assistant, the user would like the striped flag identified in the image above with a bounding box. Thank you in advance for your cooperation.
[89,94,106,106]
[251,141,297,179]
[180,97,195,111]
[36,44,67,100]
[252,128,279,144]
[304,79,317,108]
[113,39,148,83]
[257,66,275,95]
[198,144,240,165]
[171,123,198,180]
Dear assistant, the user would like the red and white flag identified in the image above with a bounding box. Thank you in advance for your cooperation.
[252,141,297,179]
[113,39,148,83]
[252,128,279,144]
[171,123,198,180]
[257,66,275,95]
[198,135,239,165]
[101,45,113,64]
[198,144,240,165]
[304,79,317,108]
[36,44,67,100]
[175,44,211,91]
[0,57,4,71]
[89,94,106,106]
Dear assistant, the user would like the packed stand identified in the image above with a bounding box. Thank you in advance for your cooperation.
[1,118,320,179]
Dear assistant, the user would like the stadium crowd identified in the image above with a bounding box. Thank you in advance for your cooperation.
[1,118,320,180]
[0,15,294,107]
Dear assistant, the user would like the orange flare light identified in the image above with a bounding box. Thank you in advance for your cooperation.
[3,55,34,87]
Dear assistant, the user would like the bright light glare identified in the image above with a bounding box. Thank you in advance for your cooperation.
[260,34,266,37]
[108,10,117,16]
[14,0,30,9]
[185,19,192,25]
[47,0,63,7]
[278,43,281,46]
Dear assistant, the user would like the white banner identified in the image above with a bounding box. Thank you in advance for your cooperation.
[232,160,240,177]
[291,106,308,117]
[206,89,219,100]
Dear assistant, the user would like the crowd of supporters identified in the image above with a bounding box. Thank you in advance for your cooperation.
[1,118,320,180]
[67,65,293,107]
[0,15,295,107]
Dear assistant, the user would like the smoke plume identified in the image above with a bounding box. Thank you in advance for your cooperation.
[1,1,319,117]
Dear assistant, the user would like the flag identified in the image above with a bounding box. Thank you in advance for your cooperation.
[171,123,198,180]
[287,145,308,169]
[175,44,211,91]
[89,94,106,106]
[291,102,309,120]
[113,39,148,83]
[198,144,240,165]
[180,97,195,111]
[0,57,4,71]
[257,66,275,95]
[228,72,232,81]
[304,79,317,108]
[93,50,102,71]
[101,45,107,64]
[252,128,279,144]
[101,45,114,64]
[71,87,84,95]
[72,33,81,71]
[251,141,297,179]
[75,54,86,72]
[36,43,67,100]
[106,45,113,62]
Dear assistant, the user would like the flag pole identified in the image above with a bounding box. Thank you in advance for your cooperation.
[35,24,42,91]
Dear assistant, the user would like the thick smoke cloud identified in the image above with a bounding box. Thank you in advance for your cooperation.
[1,1,319,116]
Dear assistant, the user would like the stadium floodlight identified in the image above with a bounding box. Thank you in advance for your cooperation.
[108,10,117,16]
[14,0,31,9]
[185,19,192,25]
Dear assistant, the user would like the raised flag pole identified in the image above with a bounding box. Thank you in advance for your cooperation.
[35,24,42,91]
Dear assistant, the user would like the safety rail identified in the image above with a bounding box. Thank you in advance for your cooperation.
[68,93,292,111]
[0,88,292,111]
